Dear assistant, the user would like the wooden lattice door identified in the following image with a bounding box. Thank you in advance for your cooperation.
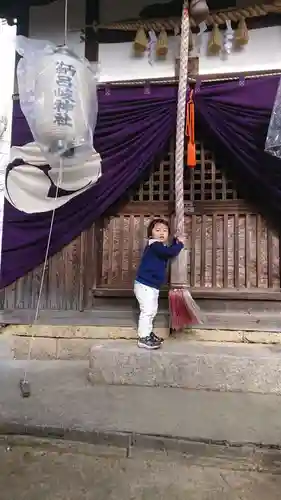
[95,140,281,299]
[95,143,174,290]
[183,144,281,295]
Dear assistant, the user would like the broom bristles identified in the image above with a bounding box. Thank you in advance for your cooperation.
[169,288,203,331]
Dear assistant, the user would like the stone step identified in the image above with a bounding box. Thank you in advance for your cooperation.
[88,340,281,394]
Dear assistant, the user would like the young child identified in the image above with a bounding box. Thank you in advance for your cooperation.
[134,218,184,350]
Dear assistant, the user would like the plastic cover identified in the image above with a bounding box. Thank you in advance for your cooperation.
[16,35,99,166]
[265,76,281,159]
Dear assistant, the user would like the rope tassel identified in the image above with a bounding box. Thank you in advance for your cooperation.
[208,24,222,55]
[156,28,168,58]
[235,18,249,47]
[133,27,148,54]
[185,90,196,168]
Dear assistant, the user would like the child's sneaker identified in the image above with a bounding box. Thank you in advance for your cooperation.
[151,332,164,344]
[138,334,161,350]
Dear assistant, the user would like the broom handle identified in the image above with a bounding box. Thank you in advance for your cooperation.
[174,0,190,237]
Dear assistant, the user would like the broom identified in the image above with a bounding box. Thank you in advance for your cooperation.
[169,0,203,331]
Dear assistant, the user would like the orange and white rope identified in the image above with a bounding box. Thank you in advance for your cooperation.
[174,0,189,237]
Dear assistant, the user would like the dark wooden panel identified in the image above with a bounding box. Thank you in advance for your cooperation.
[0,289,4,312]
[100,212,169,288]
[121,200,255,215]
[3,228,95,312]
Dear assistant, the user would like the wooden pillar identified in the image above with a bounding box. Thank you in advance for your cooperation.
[175,28,199,80]
[84,0,99,62]
[14,9,29,96]
[175,56,199,79]
[79,0,101,310]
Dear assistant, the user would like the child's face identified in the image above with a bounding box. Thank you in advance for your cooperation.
[151,222,169,243]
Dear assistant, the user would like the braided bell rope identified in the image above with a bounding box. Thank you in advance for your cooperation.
[174,0,189,237]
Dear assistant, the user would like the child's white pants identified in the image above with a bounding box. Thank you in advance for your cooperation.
[134,281,159,338]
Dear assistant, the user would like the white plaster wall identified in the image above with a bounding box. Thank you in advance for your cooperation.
[199,25,281,75]
[28,0,281,82]
[99,26,281,82]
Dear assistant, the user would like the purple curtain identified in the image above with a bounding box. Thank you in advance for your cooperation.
[1,75,281,288]
[1,86,177,288]
[194,76,281,219]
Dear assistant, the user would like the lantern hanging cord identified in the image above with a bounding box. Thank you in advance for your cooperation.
[64,0,69,46]
[21,160,63,386]
[20,0,69,395]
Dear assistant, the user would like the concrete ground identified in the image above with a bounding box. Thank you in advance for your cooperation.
[1,436,281,500]
[2,360,281,498]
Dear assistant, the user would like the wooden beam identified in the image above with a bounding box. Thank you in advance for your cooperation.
[97,2,281,31]
[92,287,281,301]
[92,68,281,88]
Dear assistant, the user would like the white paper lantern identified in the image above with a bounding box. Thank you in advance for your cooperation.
[17,37,98,166]
[0,116,7,139]
[5,142,102,214]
